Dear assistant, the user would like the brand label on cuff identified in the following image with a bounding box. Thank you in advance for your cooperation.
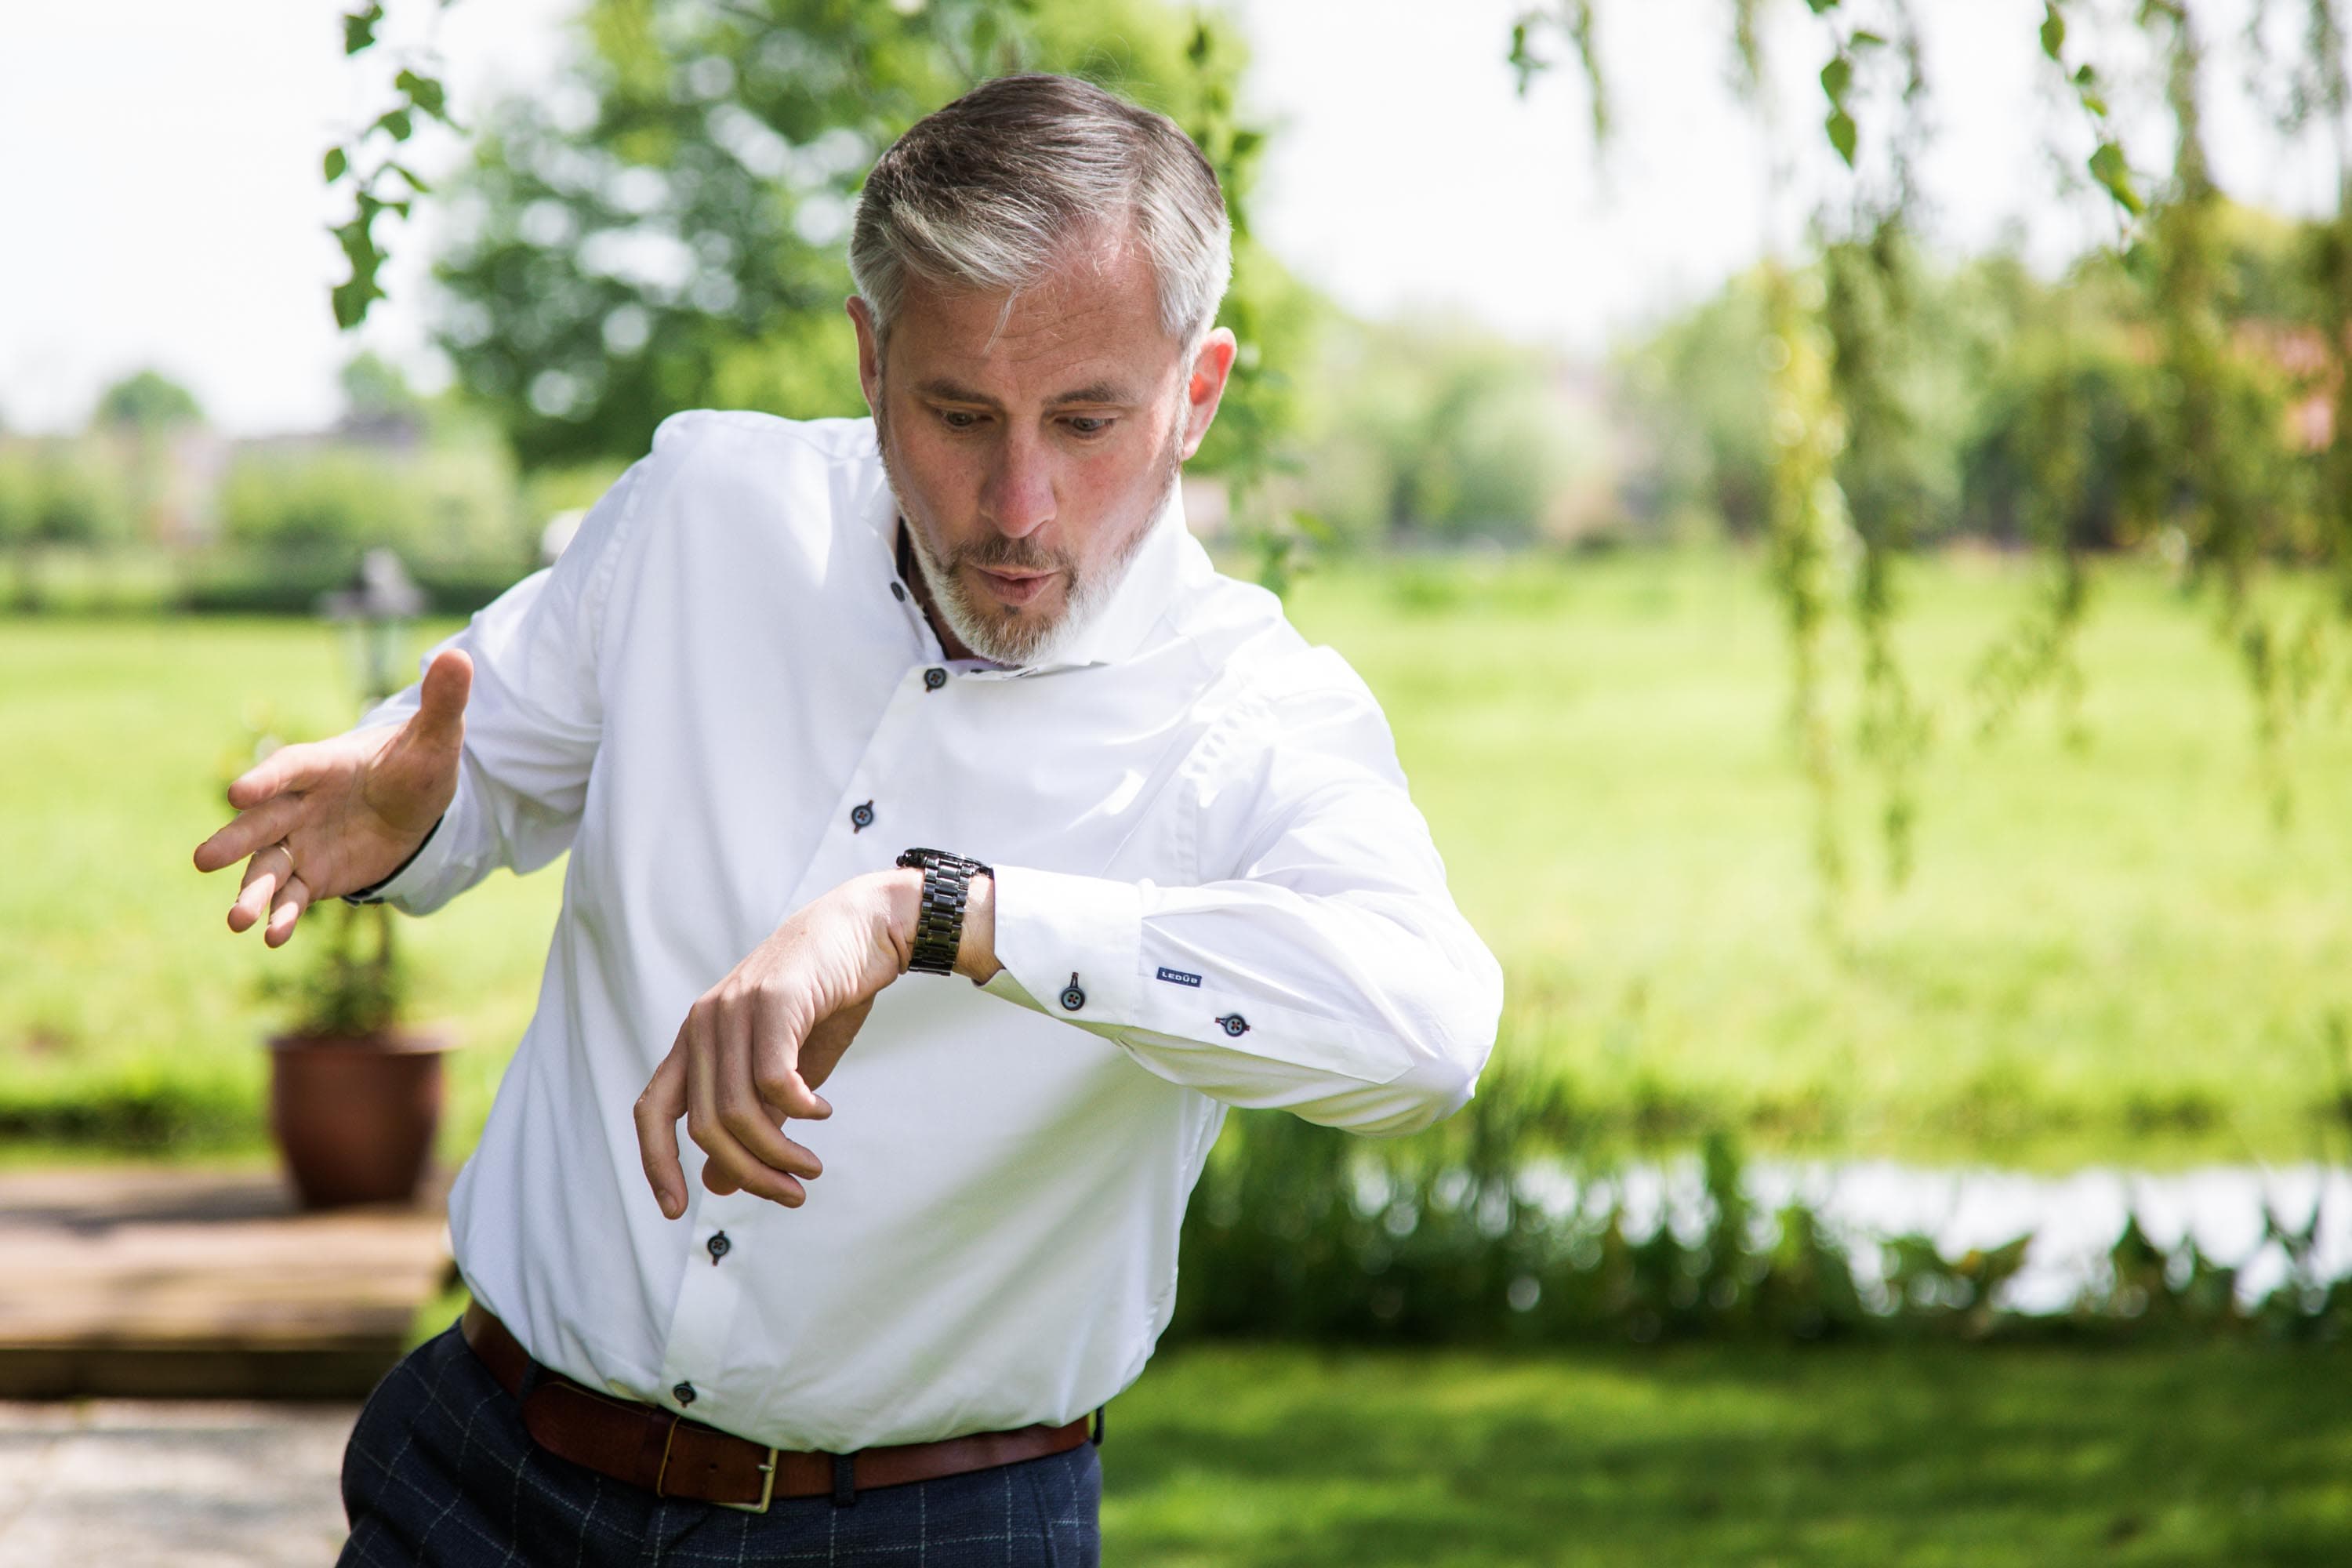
[1155,967,1203,988]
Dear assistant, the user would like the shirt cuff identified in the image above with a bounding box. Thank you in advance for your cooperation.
[978,865,1145,1025]
[976,864,1421,1089]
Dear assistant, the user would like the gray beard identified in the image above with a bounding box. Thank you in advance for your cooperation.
[877,398,1185,666]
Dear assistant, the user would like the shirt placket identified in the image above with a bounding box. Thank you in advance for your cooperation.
[655,645,958,1426]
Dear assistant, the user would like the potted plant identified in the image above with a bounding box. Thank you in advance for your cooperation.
[259,895,456,1209]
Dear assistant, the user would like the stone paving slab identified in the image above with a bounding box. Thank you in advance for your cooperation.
[0,1399,357,1566]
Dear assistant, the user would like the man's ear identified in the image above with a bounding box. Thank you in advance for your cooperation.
[847,297,882,416]
[1178,325,1240,462]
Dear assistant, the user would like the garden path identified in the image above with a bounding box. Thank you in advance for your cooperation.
[0,1165,451,1398]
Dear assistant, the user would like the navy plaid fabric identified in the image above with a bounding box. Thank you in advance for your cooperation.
[338,1319,1102,1566]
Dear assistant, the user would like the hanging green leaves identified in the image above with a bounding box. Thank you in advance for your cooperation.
[1763,264,1853,902]
[1505,2,1611,147]
[324,2,462,329]
[2039,4,2146,226]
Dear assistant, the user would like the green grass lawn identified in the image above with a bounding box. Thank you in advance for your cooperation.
[1101,1340,2352,1566]
[8,546,2352,1167]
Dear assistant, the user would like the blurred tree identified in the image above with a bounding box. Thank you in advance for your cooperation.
[1625,249,2049,547]
[423,0,1298,482]
[1292,311,1585,546]
[1958,322,2167,553]
[1618,273,1777,541]
[339,350,427,432]
[92,369,205,434]
[215,445,524,575]
[0,445,137,549]
[88,369,208,550]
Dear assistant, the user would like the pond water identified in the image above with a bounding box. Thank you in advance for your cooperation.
[1520,1158,2352,1314]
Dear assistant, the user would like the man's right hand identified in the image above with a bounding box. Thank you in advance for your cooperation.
[191,648,473,947]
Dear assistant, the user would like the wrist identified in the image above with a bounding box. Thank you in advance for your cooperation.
[873,867,924,974]
[342,810,445,906]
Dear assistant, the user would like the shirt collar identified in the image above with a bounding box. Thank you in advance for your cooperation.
[864,445,1192,681]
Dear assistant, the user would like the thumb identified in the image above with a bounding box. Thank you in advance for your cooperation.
[797,995,876,1100]
[368,648,470,829]
[408,648,474,750]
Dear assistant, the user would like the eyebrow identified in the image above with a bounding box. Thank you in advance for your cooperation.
[914,378,1138,409]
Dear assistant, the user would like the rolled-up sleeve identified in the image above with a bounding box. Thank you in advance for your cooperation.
[981,645,1503,1137]
[336,450,656,916]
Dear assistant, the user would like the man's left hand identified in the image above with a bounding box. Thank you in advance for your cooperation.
[633,870,918,1218]
[635,865,993,1222]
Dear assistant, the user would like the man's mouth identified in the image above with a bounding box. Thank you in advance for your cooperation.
[972,566,1058,606]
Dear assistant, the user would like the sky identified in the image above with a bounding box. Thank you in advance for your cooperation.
[0,0,2339,436]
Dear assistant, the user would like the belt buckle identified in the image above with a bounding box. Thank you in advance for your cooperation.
[657,1415,779,1515]
[713,1446,779,1514]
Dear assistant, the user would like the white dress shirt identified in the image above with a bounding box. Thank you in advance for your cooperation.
[344,409,1503,1451]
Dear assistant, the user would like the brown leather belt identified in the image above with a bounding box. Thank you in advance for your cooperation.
[459,1302,1094,1512]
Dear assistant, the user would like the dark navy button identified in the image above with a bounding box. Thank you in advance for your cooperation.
[706,1231,731,1264]
[673,1381,697,1406]
[1059,972,1086,1011]
[891,581,908,601]
[1218,1013,1250,1036]
[850,800,873,832]
[924,666,947,691]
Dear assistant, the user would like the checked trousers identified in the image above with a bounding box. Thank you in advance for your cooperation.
[337,1319,1102,1566]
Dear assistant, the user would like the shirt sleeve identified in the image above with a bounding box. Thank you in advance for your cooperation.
[978,645,1504,1138]
[329,451,655,916]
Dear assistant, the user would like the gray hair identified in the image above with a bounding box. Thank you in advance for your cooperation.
[849,73,1232,350]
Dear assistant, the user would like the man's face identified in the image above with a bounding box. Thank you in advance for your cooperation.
[849,230,1236,665]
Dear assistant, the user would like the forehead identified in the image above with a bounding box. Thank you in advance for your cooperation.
[884,234,1178,397]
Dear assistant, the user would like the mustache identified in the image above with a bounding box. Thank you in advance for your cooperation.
[955,540,1067,574]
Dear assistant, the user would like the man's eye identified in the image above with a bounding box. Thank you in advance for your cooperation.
[1064,416,1114,437]
[937,409,985,431]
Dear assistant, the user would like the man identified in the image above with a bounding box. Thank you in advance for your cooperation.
[193,72,1501,1564]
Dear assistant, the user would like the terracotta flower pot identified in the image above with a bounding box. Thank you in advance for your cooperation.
[267,1028,458,1209]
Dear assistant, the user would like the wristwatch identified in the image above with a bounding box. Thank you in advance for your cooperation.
[894,847,993,975]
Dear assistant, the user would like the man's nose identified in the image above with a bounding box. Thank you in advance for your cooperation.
[978,427,1054,539]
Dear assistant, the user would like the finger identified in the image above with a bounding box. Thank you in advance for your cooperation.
[687,1005,804,1207]
[226,740,327,812]
[751,993,832,1122]
[228,847,289,933]
[684,1008,735,1194]
[714,999,824,1181]
[194,794,306,874]
[746,1097,826,1185]
[633,1040,690,1219]
[263,872,312,948]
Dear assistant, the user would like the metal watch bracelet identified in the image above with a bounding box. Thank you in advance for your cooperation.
[893,848,992,975]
